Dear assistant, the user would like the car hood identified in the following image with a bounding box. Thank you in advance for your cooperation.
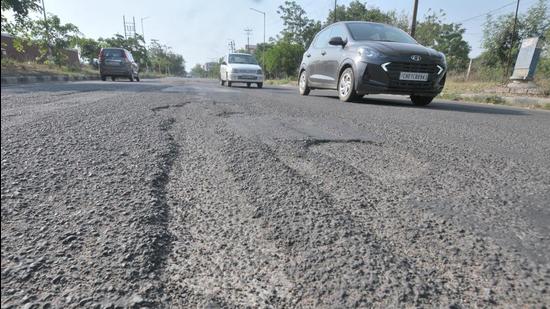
[228,63,262,70]
[356,41,440,58]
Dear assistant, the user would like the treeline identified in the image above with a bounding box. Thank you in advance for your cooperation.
[1,0,186,75]
[254,0,549,80]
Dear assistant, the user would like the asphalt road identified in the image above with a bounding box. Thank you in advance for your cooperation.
[1,78,549,308]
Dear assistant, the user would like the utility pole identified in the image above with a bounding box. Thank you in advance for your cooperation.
[410,0,419,38]
[250,8,266,66]
[244,28,253,53]
[334,0,337,23]
[123,15,127,38]
[504,0,520,82]
[141,16,150,43]
[40,0,52,60]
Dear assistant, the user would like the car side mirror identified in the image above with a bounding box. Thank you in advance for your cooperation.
[221,61,227,65]
[329,36,346,47]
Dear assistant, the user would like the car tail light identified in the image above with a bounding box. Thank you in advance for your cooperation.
[98,50,105,61]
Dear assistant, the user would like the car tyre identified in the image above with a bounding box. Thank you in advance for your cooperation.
[247,83,251,88]
[299,70,310,95]
[257,82,263,89]
[410,95,434,106]
[220,79,225,86]
[101,75,106,81]
[338,67,359,102]
[228,81,232,87]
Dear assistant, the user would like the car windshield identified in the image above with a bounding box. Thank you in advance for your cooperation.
[347,23,417,44]
[228,54,258,64]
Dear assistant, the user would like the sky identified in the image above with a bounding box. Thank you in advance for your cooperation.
[39,0,539,68]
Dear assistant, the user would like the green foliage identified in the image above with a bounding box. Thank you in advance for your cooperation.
[148,40,186,75]
[1,0,40,33]
[190,64,206,77]
[76,37,100,65]
[326,0,410,31]
[277,1,321,48]
[263,41,304,79]
[482,0,550,67]
[29,14,81,65]
[415,10,471,71]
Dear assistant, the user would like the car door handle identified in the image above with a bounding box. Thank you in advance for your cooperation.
[306,53,311,57]
[321,51,326,56]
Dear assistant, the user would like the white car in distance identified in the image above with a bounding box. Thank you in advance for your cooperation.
[220,53,264,88]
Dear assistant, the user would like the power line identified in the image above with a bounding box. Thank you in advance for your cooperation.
[457,1,517,24]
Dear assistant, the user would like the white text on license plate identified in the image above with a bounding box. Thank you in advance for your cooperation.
[399,72,428,81]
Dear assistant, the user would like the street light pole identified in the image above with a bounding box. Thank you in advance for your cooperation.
[504,0,520,81]
[250,8,266,67]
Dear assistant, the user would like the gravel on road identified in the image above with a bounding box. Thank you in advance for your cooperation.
[1,78,549,308]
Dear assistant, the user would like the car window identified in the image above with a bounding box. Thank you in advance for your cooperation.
[347,23,417,44]
[329,24,348,42]
[103,49,124,59]
[228,54,258,64]
[313,28,331,49]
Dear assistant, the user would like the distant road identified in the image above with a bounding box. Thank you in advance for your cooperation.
[2,78,549,307]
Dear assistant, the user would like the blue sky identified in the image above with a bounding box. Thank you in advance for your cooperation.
[41,0,538,67]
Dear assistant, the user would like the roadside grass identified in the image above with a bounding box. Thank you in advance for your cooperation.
[1,58,98,76]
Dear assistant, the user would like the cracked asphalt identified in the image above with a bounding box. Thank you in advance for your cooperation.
[1,78,549,308]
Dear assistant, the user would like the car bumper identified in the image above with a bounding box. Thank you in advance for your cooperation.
[227,73,263,83]
[100,65,133,76]
[355,60,446,96]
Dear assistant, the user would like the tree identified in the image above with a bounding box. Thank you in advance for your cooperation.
[76,37,101,65]
[1,0,41,33]
[326,1,410,31]
[415,10,471,71]
[29,14,81,65]
[263,40,304,78]
[191,64,206,78]
[147,40,186,75]
[277,1,321,48]
[481,0,550,67]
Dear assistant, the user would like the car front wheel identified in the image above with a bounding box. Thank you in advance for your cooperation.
[410,95,434,106]
[299,70,310,95]
[338,67,358,102]
[257,82,263,89]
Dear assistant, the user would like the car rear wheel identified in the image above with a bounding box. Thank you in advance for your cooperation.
[299,70,310,95]
[257,82,263,89]
[338,67,359,102]
[101,75,106,81]
[227,81,232,87]
[410,95,434,106]
[247,83,251,88]
[111,76,116,81]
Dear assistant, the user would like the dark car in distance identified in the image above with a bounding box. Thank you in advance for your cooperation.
[99,48,140,82]
[299,21,447,105]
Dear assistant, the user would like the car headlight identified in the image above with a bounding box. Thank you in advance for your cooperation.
[257,69,263,75]
[359,47,380,58]
[438,52,446,64]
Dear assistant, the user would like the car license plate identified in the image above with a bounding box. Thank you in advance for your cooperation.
[240,75,257,80]
[399,72,429,81]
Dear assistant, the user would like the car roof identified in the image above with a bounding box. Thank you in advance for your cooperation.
[228,53,253,56]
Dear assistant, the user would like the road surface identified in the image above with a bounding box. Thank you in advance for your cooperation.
[1,78,549,308]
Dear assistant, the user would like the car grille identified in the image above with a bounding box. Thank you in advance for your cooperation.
[386,62,438,74]
[234,69,258,74]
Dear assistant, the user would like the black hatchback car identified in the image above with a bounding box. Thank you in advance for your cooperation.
[99,48,140,82]
[299,21,446,105]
